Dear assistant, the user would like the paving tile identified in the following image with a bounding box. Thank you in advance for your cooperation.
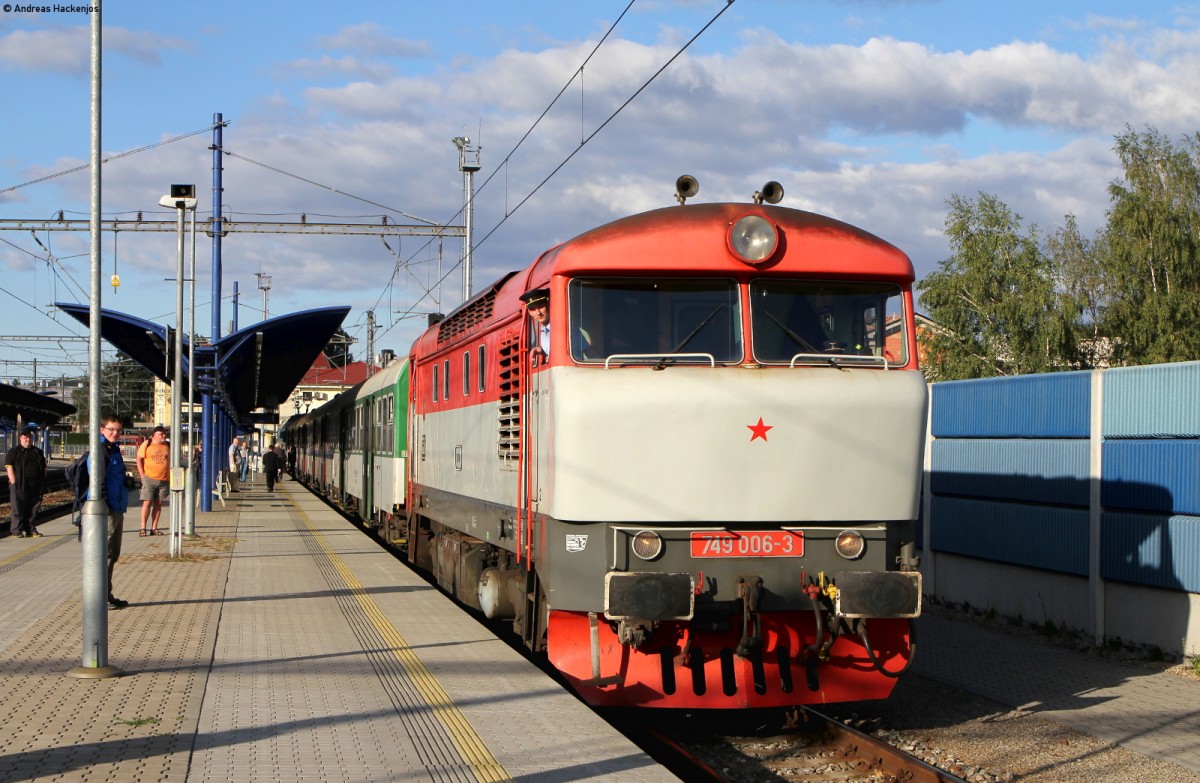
[0,480,678,782]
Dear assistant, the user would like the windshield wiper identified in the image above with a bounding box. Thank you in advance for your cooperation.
[656,304,726,369]
[765,311,818,353]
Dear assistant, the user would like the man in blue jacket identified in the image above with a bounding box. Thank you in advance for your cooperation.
[94,414,131,609]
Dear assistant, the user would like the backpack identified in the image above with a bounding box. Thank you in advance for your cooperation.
[64,451,89,537]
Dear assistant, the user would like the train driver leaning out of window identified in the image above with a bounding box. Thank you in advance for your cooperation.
[520,287,552,361]
[521,287,591,362]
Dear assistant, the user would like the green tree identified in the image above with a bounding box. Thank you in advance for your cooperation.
[1044,214,1106,367]
[917,193,1073,380]
[70,354,155,429]
[1101,126,1200,365]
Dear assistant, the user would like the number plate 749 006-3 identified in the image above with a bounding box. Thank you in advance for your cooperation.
[690,530,804,558]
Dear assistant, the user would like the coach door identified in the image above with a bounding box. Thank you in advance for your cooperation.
[363,396,375,522]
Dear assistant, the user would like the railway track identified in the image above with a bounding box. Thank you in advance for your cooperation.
[625,707,970,783]
[304,479,969,782]
[0,470,75,531]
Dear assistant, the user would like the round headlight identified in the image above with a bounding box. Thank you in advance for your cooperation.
[728,214,779,264]
[631,530,664,561]
[834,530,865,560]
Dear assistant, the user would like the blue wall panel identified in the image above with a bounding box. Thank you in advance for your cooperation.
[1102,440,1200,516]
[928,363,1200,596]
[1101,511,1200,593]
[1103,361,1200,438]
[931,439,1089,506]
[930,496,1088,575]
[931,372,1091,438]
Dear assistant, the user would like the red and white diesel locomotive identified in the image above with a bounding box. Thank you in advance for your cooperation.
[286,177,927,709]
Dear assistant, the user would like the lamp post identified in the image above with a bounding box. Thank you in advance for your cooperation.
[159,185,196,558]
[185,204,198,537]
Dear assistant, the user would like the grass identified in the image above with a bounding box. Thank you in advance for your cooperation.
[124,536,239,562]
[115,716,159,727]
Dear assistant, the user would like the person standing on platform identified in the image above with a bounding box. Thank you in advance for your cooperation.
[227,435,242,492]
[273,441,286,483]
[190,441,202,483]
[261,445,280,492]
[238,439,250,486]
[136,425,170,536]
[94,415,131,609]
[5,428,47,538]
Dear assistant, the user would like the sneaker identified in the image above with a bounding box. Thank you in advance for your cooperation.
[107,596,129,609]
[16,532,29,538]
[30,530,43,537]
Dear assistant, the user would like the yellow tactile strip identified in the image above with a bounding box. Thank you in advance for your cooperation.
[0,513,235,782]
[290,502,512,783]
[0,532,72,576]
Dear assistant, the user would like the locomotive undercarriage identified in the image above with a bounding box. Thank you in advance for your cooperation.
[404,512,550,651]
[403,501,920,708]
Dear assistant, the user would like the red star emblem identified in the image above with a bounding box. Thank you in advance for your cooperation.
[747,417,773,442]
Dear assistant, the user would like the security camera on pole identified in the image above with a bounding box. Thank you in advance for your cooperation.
[159,185,196,558]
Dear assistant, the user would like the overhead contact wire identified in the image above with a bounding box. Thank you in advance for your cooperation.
[374,0,736,343]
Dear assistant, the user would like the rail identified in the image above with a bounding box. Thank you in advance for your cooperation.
[633,707,970,783]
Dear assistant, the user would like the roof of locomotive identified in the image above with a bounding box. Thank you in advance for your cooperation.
[411,202,913,358]
[532,203,912,280]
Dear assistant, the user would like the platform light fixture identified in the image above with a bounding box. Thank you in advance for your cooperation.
[160,184,196,557]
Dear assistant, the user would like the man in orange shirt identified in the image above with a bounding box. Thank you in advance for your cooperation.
[136,425,170,536]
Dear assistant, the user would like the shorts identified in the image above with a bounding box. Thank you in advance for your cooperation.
[140,477,170,502]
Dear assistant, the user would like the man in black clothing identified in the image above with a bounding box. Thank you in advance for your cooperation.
[261,447,280,492]
[5,429,47,538]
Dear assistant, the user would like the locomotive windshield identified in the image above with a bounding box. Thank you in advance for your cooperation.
[749,280,908,366]
[568,278,742,364]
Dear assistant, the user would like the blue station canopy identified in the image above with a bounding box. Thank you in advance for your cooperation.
[0,382,77,428]
[214,307,351,416]
[55,303,350,425]
[55,303,189,386]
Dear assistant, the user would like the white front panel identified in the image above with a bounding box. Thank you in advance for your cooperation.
[541,366,927,523]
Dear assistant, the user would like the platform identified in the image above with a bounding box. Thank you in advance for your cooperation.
[914,606,1200,773]
[0,476,679,783]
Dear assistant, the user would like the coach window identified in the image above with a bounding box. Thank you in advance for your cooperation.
[478,344,486,392]
[432,364,439,402]
[385,395,393,449]
[463,350,471,397]
[443,359,451,400]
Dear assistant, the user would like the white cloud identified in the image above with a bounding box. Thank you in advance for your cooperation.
[6,6,1199,354]
[314,23,431,59]
[0,25,188,74]
[280,55,396,83]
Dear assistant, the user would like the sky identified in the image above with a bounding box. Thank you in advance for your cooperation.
[1,0,1198,385]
